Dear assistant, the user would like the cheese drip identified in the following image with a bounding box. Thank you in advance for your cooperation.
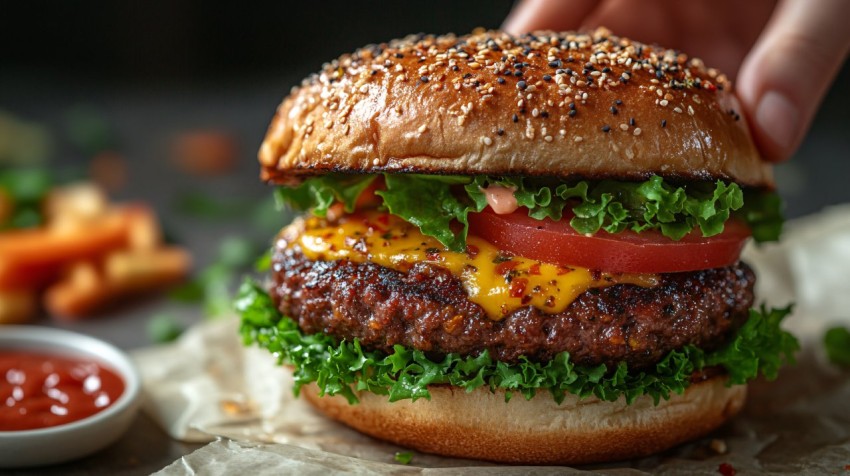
[288,211,659,320]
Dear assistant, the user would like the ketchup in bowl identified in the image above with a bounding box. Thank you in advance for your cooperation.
[0,351,125,431]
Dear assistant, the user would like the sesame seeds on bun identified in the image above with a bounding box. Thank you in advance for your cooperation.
[259,28,773,188]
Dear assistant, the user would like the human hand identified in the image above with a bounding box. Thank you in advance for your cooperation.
[504,0,850,162]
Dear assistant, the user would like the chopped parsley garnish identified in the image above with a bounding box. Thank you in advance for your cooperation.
[147,314,185,344]
[0,168,53,230]
[824,326,850,368]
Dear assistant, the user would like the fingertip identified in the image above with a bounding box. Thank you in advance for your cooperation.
[752,91,801,162]
[502,0,598,36]
[502,0,536,35]
[735,0,850,163]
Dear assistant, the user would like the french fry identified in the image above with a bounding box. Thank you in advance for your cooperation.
[104,247,190,290]
[45,248,190,320]
[0,208,126,264]
[44,182,109,229]
[0,225,123,290]
[43,262,104,320]
[0,204,156,289]
[125,204,162,250]
[0,288,38,324]
[0,179,191,323]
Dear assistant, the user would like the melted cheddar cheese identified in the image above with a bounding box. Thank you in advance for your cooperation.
[287,211,659,320]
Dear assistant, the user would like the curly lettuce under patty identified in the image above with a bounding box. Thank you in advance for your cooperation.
[236,280,798,406]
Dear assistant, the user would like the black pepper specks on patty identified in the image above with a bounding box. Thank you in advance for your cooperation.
[270,247,754,370]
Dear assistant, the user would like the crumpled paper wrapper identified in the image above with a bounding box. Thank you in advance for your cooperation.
[135,206,850,475]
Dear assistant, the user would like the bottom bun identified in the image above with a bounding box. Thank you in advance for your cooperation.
[301,376,746,465]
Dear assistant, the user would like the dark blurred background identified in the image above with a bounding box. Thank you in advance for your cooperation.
[2,0,849,218]
[2,2,518,82]
[1,4,847,472]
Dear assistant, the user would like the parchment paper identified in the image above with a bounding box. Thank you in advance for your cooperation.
[134,206,850,475]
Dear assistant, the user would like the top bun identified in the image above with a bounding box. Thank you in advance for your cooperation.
[260,28,773,188]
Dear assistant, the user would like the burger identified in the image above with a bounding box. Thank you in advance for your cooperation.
[237,28,798,465]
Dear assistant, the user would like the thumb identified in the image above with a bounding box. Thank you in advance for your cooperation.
[737,0,850,162]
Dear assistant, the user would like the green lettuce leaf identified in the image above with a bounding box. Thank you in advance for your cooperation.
[466,176,754,241]
[274,174,376,217]
[274,174,783,251]
[740,189,784,243]
[377,175,479,252]
[236,280,798,406]
[706,305,799,383]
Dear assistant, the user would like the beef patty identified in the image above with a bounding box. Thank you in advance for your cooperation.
[270,247,755,370]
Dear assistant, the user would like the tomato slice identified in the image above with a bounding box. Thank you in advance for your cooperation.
[467,207,750,274]
[355,177,384,209]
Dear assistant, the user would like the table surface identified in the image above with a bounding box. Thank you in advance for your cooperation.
[2,66,849,474]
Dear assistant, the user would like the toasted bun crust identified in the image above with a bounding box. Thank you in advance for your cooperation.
[302,376,746,465]
[260,28,772,188]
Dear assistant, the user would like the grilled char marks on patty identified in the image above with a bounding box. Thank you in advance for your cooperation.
[271,247,755,370]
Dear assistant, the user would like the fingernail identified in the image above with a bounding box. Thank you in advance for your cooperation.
[756,91,799,150]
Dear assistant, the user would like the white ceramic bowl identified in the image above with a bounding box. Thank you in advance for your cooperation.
[0,326,141,468]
